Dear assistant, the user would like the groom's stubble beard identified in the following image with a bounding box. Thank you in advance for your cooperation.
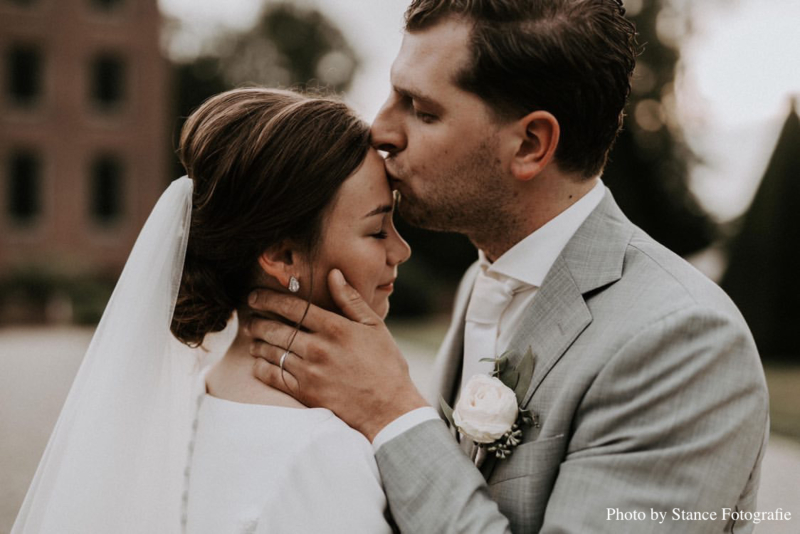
[393,138,517,248]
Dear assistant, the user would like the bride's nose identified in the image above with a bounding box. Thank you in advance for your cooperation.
[388,230,411,267]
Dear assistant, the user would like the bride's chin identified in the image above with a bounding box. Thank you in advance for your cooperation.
[374,301,390,320]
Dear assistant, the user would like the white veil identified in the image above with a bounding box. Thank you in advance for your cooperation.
[12,176,232,533]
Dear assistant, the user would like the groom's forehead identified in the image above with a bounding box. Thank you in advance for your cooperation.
[393,24,471,83]
[398,18,471,63]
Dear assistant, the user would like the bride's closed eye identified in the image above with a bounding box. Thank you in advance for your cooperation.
[371,216,390,239]
[366,203,395,240]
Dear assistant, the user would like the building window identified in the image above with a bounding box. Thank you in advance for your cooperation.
[7,150,42,226]
[90,0,124,10]
[90,155,124,225]
[7,44,43,107]
[89,54,126,110]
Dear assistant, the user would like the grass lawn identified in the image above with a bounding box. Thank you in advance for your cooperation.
[763,363,800,443]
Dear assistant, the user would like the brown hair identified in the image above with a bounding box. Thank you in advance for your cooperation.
[171,88,370,346]
[405,0,637,178]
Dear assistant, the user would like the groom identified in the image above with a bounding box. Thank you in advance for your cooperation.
[248,0,769,532]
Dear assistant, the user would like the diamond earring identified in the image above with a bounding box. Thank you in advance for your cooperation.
[288,276,300,293]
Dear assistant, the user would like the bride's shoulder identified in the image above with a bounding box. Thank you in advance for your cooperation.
[258,417,390,532]
[312,414,374,452]
[298,415,377,470]
[288,417,383,491]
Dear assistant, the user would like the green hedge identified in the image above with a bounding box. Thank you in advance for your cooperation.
[0,265,115,325]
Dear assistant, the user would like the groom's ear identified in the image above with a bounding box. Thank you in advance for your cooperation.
[508,110,560,182]
[257,242,297,288]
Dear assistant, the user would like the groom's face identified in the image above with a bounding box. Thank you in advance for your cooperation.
[372,17,516,237]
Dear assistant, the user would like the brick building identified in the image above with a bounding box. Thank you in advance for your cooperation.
[0,0,170,283]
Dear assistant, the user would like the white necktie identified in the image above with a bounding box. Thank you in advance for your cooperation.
[460,268,520,393]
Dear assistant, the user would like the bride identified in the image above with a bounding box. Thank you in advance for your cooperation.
[12,88,409,533]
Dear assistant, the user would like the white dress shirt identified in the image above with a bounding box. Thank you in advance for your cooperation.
[373,179,606,452]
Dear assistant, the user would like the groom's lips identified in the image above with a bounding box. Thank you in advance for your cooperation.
[385,165,411,202]
[385,165,402,187]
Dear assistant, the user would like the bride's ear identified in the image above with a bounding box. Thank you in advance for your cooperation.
[257,241,298,289]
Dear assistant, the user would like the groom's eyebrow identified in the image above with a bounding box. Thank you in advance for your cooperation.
[395,86,442,111]
[364,205,393,218]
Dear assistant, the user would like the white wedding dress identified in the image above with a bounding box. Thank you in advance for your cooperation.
[182,370,393,534]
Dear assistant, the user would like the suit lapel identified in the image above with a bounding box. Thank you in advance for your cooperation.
[507,190,633,407]
[479,260,591,478]
[506,256,592,407]
[481,191,632,479]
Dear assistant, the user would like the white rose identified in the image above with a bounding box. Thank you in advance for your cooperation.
[453,374,518,443]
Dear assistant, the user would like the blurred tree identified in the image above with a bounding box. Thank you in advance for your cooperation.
[173,57,229,150]
[171,3,359,176]
[601,0,717,256]
[721,102,800,361]
[217,4,358,90]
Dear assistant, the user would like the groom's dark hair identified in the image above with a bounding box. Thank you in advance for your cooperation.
[405,0,637,178]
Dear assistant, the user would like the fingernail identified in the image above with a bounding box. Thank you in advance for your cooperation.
[248,291,257,305]
[332,269,346,286]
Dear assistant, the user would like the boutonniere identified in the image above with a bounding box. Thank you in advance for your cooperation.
[441,348,538,463]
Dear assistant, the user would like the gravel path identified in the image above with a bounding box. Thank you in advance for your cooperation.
[1,326,798,533]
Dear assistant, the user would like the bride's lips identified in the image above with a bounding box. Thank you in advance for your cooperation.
[377,279,396,292]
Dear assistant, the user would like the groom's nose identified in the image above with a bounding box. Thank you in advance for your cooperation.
[371,97,406,155]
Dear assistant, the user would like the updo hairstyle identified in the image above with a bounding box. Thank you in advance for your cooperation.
[170,88,371,346]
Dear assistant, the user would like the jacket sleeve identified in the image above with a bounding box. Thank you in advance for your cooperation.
[376,418,512,534]
[539,306,769,533]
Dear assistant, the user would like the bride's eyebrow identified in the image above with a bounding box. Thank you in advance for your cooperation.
[363,204,393,218]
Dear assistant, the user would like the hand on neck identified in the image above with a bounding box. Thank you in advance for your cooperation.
[202,307,306,408]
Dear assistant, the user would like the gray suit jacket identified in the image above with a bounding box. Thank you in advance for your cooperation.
[376,191,769,533]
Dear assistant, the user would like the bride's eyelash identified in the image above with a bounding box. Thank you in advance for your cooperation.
[372,230,389,239]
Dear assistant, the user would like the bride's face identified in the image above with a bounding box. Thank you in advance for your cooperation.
[306,148,411,319]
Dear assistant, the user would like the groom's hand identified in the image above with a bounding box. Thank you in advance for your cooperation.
[247,269,428,442]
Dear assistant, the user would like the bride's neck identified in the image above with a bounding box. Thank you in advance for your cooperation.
[204,313,306,408]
